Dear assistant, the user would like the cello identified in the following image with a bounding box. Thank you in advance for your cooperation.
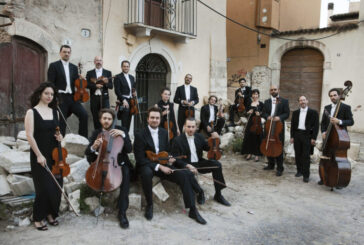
[260,98,283,157]
[74,63,90,103]
[319,81,353,190]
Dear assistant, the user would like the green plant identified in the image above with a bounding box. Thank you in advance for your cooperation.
[232,137,243,153]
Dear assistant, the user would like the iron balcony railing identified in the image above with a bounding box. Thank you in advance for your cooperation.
[126,0,197,37]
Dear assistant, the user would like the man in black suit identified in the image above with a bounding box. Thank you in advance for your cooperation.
[200,95,225,136]
[318,88,354,185]
[84,108,132,229]
[172,118,230,206]
[229,78,251,126]
[48,45,88,138]
[86,56,113,130]
[173,74,199,132]
[261,85,290,176]
[290,96,319,183]
[114,60,136,131]
[134,107,207,224]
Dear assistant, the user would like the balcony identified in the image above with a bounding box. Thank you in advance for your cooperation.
[125,0,197,42]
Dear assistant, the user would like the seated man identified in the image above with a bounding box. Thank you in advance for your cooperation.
[200,95,225,136]
[172,117,231,206]
[134,107,207,224]
[84,108,132,229]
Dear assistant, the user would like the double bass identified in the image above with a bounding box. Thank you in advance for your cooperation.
[319,81,353,190]
[74,63,90,103]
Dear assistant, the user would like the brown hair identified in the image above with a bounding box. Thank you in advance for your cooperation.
[98,108,115,120]
[147,106,161,118]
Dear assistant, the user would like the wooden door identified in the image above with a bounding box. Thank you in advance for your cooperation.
[144,0,164,28]
[0,36,47,136]
[279,48,324,119]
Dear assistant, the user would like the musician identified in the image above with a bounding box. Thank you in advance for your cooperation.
[134,107,207,224]
[290,96,319,183]
[114,60,136,131]
[172,118,231,206]
[84,108,132,229]
[241,89,264,161]
[86,56,113,130]
[156,87,180,141]
[229,78,251,126]
[261,85,290,176]
[199,95,225,136]
[173,74,199,132]
[318,88,354,185]
[47,45,88,138]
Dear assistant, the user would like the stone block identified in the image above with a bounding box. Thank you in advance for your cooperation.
[64,181,83,194]
[17,131,27,141]
[284,144,295,165]
[59,194,68,212]
[68,189,80,214]
[0,143,11,154]
[0,136,16,147]
[16,139,30,152]
[348,143,360,161]
[0,174,11,196]
[129,193,141,210]
[18,217,31,227]
[152,182,169,202]
[0,150,31,174]
[84,196,99,211]
[69,158,89,182]
[152,176,161,186]
[234,126,244,133]
[67,154,82,165]
[63,134,89,157]
[220,132,235,149]
[7,174,35,196]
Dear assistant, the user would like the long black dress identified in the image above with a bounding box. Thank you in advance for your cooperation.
[241,100,264,156]
[30,108,62,222]
[157,100,178,140]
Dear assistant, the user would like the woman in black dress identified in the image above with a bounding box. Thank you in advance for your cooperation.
[241,89,264,161]
[156,87,180,141]
[24,82,63,231]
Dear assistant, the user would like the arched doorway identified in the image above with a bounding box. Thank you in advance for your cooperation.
[0,36,47,136]
[279,48,324,118]
[135,53,168,129]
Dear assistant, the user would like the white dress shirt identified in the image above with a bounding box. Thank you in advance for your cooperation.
[95,68,103,96]
[184,84,191,102]
[123,73,132,98]
[59,60,72,94]
[298,107,308,130]
[330,103,342,125]
[209,104,215,123]
[271,96,277,117]
[148,126,161,171]
[186,134,199,163]
[240,87,246,97]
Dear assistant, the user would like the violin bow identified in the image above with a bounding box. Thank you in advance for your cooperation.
[57,105,73,134]
[197,173,239,192]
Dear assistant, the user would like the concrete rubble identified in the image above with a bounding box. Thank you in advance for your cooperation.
[68,189,80,214]
[152,182,169,202]
[0,143,11,153]
[63,134,89,157]
[68,158,89,182]
[220,132,235,150]
[7,174,35,196]
[0,174,11,196]
[0,150,31,173]
[84,196,100,211]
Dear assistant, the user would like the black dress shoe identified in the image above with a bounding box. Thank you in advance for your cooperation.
[303,177,309,183]
[263,166,274,170]
[144,205,153,221]
[317,180,323,185]
[197,190,205,205]
[295,172,302,177]
[214,194,231,206]
[119,213,129,229]
[276,171,282,176]
[188,207,207,225]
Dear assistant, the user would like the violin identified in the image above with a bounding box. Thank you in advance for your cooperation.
[207,137,222,160]
[145,150,187,165]
[90,76,114,85]
[163,103,174,141]
[260,98,283,157]
[237,97,245,113]
[74,63,90,103]
[319,81,353,190]
[51,127,70,177]
[185,100,194,118]
[250,109,263,135]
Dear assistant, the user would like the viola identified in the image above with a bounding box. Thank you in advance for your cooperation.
[207,137,222,160]
[185,105,194,118]
[74,63,90,103]
[51,127,70,177]
[260,98,283,157]
[145,150,186,165]
[237,97,245,113]
[319,80,353,190]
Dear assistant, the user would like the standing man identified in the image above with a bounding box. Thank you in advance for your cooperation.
[114,60,136,131]
[174,74,199,132]
[48,45,88,138]
[290,96,319,183]
[86,56,113,130]
[229,78,251,126]
[172,118,231,206]
[261,85,290,176]
[134,107,207,224]
[200,95,225,136]
[84,109,132,229]
[318,88,354,185]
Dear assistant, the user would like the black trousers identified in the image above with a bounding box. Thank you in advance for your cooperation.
[201,118,225,136]
[293,131,311,178]
[118,99,132,131]
[191,159,226,193]
[118,164,130,215]
[90,95,110,130]
[267,154,284,172]
[58,94,88,138]
[229,104,236,122]
[177,107,195,132]
[138,165,198,209]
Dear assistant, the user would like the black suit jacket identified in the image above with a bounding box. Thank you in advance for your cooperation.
[173,85,199,108]
[321,103,354,133]
[84,126,132,167]
[200,104,218,130]
[291,108,319,140]
[114,72,136,102]
[48,60,79,93]
[86,68,113,98]
[158,100,178,137]
[171,133,209,167]
[262,97,290,123]
[234,86,251,105]
[134,127,170,170]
